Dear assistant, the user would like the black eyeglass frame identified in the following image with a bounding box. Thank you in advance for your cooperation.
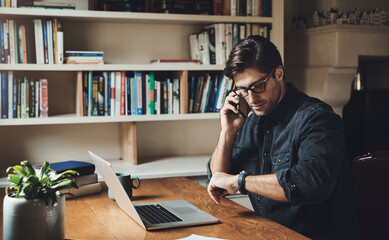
[232,71,274,97]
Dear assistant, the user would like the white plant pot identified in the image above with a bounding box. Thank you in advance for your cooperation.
[3,194,65,240]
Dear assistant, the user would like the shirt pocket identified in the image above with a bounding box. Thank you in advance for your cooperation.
[271,151,291,171]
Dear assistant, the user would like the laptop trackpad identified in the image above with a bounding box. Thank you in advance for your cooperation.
[171,206,199,214]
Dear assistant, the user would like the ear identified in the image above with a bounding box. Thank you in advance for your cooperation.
[275,67,284,81]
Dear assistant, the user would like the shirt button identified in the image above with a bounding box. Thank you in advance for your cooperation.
[266,130,270,134]
[264,153,268,156]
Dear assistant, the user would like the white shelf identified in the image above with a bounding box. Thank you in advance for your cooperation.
[103,155,210,179]
[0,64,225,71]
[2,8,273,24]
[0,113,220,126]
[0,155,210,188]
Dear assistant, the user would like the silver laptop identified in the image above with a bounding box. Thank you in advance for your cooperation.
[88,151,219,230]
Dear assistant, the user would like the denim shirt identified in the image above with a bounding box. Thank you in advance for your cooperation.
[207,83,359,239]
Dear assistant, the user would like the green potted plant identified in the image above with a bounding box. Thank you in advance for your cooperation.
[3,160,79,240]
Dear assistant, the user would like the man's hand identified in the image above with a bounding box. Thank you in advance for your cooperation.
[220,92,246,135]
[207,172,239,204]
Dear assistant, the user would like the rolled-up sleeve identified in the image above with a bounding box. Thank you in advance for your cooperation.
[276,106,345,205]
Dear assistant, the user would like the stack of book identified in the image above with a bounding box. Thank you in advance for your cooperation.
[77,71,181,116]
[96,0,145,12]
[34,160,101,199]
[189,22,270,65]
[152,0,212,15]
[188,73,233,113]
[1,71,48,119]
[18,1,76,10]
[65,51,104,64]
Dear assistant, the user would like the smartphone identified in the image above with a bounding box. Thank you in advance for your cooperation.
[234,96,247,119]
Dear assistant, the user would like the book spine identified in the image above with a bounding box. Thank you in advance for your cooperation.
[231,0,237,16]
[3,21,9,63]
[145,73,150,115]
[1,72,7,118]
[200,75,210,113]
[114,71,121,116]
[35,80,39,117]
[40,79,48,117]
[120,71,125,116]
[8,20,15,64]
[216,23,226,65]
[130,77,136,115]
[12,75,16,118]
[16,78,20,118]
[98,74,104,116]
[19,25,27,64]
[225,23,233,62]
[0,22,4,63]
[91,75,98,116]
[7,71,12,118]
[25,77,29,117]
[110,71,115,116]
[149,72,155,115]
[61,182,102,199]
[103,71,108,116]
[57,20,63,64]
[46,20,54,64]
[173,78,180,114]
[189,33,200,61]
[126,74,131,115]
[87,71,92,116]
[29,80,35,117]
[42,19,48,64]
[135,71,143,115]
[207,26,216,64]
[53,19,57,64]
[162,80,168,114]
[194,76,204,113]
[247,0,252,16]
[21,77,25,118]
[154,80,160,115]
[33,19,44,64]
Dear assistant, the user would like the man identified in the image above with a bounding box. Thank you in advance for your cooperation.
[207,35,359,239]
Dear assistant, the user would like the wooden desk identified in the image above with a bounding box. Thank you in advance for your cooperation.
[1,177,309,239]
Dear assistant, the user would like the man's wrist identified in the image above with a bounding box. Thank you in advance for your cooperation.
[238,171,249,195]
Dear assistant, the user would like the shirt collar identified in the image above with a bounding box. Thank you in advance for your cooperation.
[267,82,298,125]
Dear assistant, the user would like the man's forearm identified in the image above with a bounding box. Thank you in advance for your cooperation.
[245,174,288,202]
[210,131,237,173]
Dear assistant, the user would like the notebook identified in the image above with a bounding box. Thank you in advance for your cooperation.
[88,151,219,230]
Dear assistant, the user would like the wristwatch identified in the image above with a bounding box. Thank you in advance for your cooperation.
[238,171,248,195]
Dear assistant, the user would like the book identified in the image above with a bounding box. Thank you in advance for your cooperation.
[8,71,13,118]
[61,182,102,199]
[1,71,7,118]
[135,71,143,115]
[33,19,44,64]
[109,71,115,116]
[150,59,200,64]
[189,33,200,61]
[20,1,76,9]
[34,160,96,176]
[39,78,48,117]
[74,173,98,186]
[198,30,210,65]
[149,72,155,115]
[172,78,180,114]
[57,20,64,64]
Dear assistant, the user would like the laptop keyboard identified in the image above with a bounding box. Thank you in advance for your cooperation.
[135,204,183,224]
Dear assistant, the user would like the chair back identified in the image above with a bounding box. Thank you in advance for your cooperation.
[351,151,389,240]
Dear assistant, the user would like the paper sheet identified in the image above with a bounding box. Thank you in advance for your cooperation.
[176,234,228,240]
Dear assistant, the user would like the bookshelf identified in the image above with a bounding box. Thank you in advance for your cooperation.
[0,0,284,177]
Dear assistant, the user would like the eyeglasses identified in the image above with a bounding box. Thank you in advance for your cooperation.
[232,71,273,97]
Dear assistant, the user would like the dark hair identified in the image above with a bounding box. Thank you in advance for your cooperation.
[224,35,283,79]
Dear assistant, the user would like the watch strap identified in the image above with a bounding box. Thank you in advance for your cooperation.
[238,171,248,195]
